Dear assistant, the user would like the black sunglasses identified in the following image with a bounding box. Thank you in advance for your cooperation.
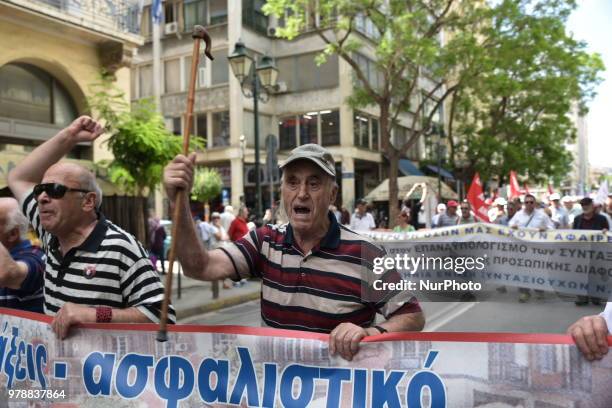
[33,183,90,200]
[524,200,535,204]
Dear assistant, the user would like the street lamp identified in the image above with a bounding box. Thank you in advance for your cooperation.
[228,40,279,220]
[239,134,246,205]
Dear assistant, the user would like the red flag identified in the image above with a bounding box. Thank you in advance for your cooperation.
[467,173,490,222]
[509,171,521,199]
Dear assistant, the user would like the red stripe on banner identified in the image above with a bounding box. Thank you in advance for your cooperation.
[2,307,611,346]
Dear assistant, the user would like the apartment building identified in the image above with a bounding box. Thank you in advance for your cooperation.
[132,0,440,213]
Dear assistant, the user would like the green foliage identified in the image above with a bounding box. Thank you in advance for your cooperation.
[88,74,203,194]
[452,0,604,185]
[191,167,223,203]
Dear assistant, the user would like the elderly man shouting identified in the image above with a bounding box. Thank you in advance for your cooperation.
[8,116,175,339]
[164,143,424,360]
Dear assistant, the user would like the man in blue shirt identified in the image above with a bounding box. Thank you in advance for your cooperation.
[0,197,45,313]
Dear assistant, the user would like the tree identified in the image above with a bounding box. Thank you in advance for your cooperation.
[191,167,223,218]
[88,73,201,241]
[447,0,604,187]
[264,0,486,225]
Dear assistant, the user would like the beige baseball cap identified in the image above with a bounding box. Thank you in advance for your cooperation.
[279,144,336,177]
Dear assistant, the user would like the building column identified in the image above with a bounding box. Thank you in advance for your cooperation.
[341,156,355,210]
[230,157,244,209]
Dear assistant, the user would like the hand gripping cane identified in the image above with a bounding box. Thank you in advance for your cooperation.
[157,25,213,342]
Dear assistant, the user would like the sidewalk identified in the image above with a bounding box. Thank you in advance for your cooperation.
[157,262,261,321]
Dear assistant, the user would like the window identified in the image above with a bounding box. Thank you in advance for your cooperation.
[184,56,206,89]
[139,64,153,97]
[242,0,268,34]
[354,113,369,148]
[277,53,339,92]
[166,117,182,135]
[0,63,77,125]
[164,58,181,93]
[195,113,207,145]
[211,49,229,85]
[352,53,382,90]
[299,113,318,145]
[209,0,228,25]
[279,116,297,150]
[164,3,176,23]
[141,6,151,37]
[212,111,230,147]
[184,0,207,29]
[371,118,379,150]
[321,110,339,146]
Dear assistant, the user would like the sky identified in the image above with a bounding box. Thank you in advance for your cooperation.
[567,0,612,169]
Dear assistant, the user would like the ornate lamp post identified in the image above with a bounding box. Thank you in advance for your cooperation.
[228,40,278,220]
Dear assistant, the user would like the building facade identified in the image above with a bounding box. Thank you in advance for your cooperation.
[132,0,439,216]
[0,0,142,194]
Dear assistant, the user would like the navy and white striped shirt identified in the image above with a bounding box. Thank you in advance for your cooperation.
[22,191,175,323]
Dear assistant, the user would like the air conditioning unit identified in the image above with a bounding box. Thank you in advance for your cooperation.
[267,26,276,37]
[274,81,288,93]
[164,22,178,35]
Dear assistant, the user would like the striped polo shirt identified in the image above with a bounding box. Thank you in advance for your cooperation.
[221,212,421,333]
[2,240,45,313]
[22,191,175,324]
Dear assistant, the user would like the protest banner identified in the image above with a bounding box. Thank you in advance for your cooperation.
[361,223,612,300]
[0,308,611,407]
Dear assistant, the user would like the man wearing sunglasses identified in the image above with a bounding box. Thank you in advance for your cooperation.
[8,116,175,339]
[508,193,554,303]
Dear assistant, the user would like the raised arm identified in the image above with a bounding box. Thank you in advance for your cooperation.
[7,116,103,201]
[163,154,236,281]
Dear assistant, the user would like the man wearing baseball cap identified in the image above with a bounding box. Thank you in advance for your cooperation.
[434,200,459,228]
[548,193,569,229]
[163,144,424,361]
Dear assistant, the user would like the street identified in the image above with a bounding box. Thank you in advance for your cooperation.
[180,287,602,333]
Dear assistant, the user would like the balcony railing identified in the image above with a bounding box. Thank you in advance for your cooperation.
[8,0,142,36]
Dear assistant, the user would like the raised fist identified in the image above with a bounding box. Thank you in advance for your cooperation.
[64,116,104,143]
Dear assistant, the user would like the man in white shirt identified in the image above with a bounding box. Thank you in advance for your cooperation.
[220,205,235,232]
[508,194,555,230]
[350,199,376,231]
[549,193,569,229]
[567,305,612,361]
[508,194,554,302]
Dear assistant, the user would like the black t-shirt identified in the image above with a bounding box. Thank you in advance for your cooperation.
[573,214,609,230]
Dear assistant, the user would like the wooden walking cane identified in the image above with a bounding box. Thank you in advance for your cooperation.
[157,25,213,342]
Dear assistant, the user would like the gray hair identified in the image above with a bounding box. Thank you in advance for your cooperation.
[4,205,29,240]
[78,169,103,209]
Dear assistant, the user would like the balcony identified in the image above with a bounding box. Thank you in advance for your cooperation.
[3,0,143,44]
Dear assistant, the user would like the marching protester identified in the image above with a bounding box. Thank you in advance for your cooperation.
[7,116,175,339]
[495,199,517,226]
[458,201,475,224]
[548,193,569,229]
[562,195,581,225]
[220,205,235,232]
[393,208,415,233]
[228,206,250,241]
[508,194,554,303]
[0,197,45,313]
[350,198,376,231]
[489,197,507,223]
[432,203,446,228]
[163,143,424,361]
[434,200,459,228]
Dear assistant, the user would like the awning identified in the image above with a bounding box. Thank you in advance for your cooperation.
[364,175,458,202]
[426,164,455,181]
[399,159,425,176]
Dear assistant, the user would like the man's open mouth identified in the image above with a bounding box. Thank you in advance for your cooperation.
[293,205,311,215]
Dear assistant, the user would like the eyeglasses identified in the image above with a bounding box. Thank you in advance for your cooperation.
[460,207,470,211]
[33,183,90,200]
[524,201,535,204]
